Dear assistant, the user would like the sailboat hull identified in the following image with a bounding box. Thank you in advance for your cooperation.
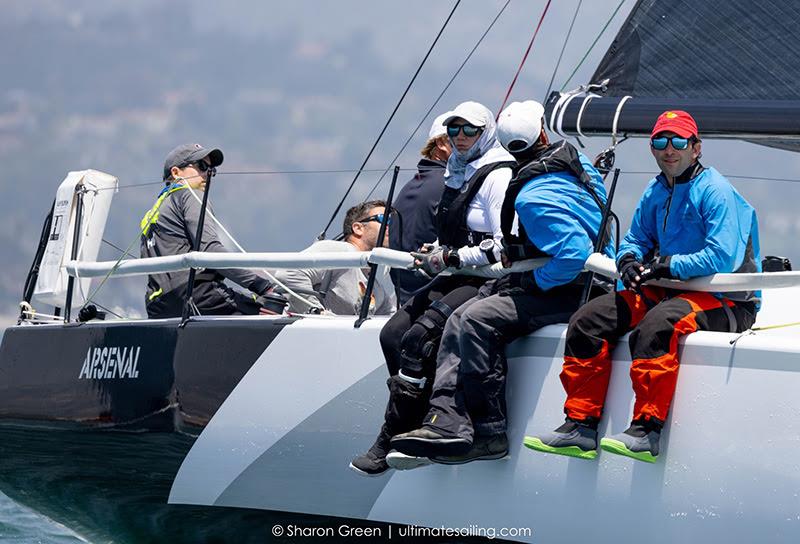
[1,308,799,543]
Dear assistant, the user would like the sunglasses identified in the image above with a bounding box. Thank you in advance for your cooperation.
[357,213,392,226]
[447,124,483,138]
[650,136,694,151]
[180,160,210,172]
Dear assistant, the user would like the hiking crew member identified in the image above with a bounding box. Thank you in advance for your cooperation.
[389,112,452,305]
[390,100,611,465]
[141,144,275,319]
[527,110,760,463]
[350,102,515,476]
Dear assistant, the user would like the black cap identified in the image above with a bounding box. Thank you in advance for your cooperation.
[163,143,224,180]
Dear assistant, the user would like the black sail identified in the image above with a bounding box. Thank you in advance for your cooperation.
[545,0,800,149]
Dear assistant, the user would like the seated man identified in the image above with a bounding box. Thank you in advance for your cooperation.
[274,200,396,315]
[389,100,612,465]
[141,143,275,319]
[527,110,760,463]
[389,111,452,305]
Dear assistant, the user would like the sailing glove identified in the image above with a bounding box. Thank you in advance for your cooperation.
[618,253,646,290]
[411,245,460,277]
[638,255,673,284]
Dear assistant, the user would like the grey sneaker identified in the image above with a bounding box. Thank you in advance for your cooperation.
[385,450,432,471]
[390,428,472,457]
[524,419,598,460]
[349,425,392,477]
[600,424,660,463]
[432,433,508,465]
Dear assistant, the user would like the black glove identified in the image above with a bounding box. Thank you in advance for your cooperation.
[618,253,645,291]
[495,272,540,297]
[255,291,289,315]
[411,245,459,277]
[638,255,673,284]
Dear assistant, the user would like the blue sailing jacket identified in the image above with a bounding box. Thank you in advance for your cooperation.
[514,152,613,291]
[618,166,761,303]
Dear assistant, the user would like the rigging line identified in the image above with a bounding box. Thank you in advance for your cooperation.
[87,300,125,319]
[317,0,462,241]
[619,171,800,184]
[96,168,434,192]
[559,0,626,92]
[543,0,582,101]
[181,184,325,311]
[363,0,514,201]
[221,168,416,175]
[102,238,138,259]
[496,0,553,118]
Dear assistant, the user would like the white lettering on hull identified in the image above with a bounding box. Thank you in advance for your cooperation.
[77,346,143,380]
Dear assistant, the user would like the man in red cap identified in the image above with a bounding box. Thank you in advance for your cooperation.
[526,110,761,463]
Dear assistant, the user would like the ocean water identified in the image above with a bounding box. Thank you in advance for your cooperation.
[0,492,85,544]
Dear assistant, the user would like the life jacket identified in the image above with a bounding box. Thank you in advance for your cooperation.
[436,161,515,248]
[500,140,607,261]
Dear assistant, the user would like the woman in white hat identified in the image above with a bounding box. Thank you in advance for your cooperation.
[350,102,515,476]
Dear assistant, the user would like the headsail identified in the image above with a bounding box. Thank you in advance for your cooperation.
[546,0,800,149]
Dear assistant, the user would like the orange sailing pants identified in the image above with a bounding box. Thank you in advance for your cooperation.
[560,287,756,424]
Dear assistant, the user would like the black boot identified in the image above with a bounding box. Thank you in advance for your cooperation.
[349,424,393,477]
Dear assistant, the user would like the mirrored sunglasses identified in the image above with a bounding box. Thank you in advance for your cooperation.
[447,124,482,138]
[650,136,691,151]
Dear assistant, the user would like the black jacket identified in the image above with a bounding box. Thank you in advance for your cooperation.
[389,159,446,304]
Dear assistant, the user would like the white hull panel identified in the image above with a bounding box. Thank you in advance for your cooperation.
[169,306,800,543]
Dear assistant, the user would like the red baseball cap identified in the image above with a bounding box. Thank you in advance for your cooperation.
[650,110,698,139]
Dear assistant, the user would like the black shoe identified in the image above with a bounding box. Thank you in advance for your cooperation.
[432,433,508,465]
[349,425,392,477]
[390,428,472,457]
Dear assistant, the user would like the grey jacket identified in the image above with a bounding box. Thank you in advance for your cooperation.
[140,184,272,303]
[273,240,396,315]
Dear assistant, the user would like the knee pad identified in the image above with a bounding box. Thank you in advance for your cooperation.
[399,299,455,371]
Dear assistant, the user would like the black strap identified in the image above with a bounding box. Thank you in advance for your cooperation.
[437,161,515,248]
[501,140,606,261]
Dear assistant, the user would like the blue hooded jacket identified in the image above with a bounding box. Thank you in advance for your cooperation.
[514,152,613,291]
[618,166,760,303]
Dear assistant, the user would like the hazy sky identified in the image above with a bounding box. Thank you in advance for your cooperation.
[2,0,799,325]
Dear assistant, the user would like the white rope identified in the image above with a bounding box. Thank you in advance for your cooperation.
[575,92,600,139]
[548,89,580,139]
[611,95,632,147]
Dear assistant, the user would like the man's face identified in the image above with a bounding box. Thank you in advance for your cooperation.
[650,131,701,181]
[353,206,389,250]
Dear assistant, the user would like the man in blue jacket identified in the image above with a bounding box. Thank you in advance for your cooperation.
[527,110,760,463]
[389,101,612,464]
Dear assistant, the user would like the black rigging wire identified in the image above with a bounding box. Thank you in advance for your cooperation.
[363,0,513,201]
[316,0,462,241]
[543,0,582,101]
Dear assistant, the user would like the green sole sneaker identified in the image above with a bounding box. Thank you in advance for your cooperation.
[523,436,598,460]
[600,438,658,463]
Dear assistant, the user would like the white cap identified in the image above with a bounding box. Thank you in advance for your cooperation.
[428,111,453,140]
[496,100,545,153]
[443,101,494,128]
